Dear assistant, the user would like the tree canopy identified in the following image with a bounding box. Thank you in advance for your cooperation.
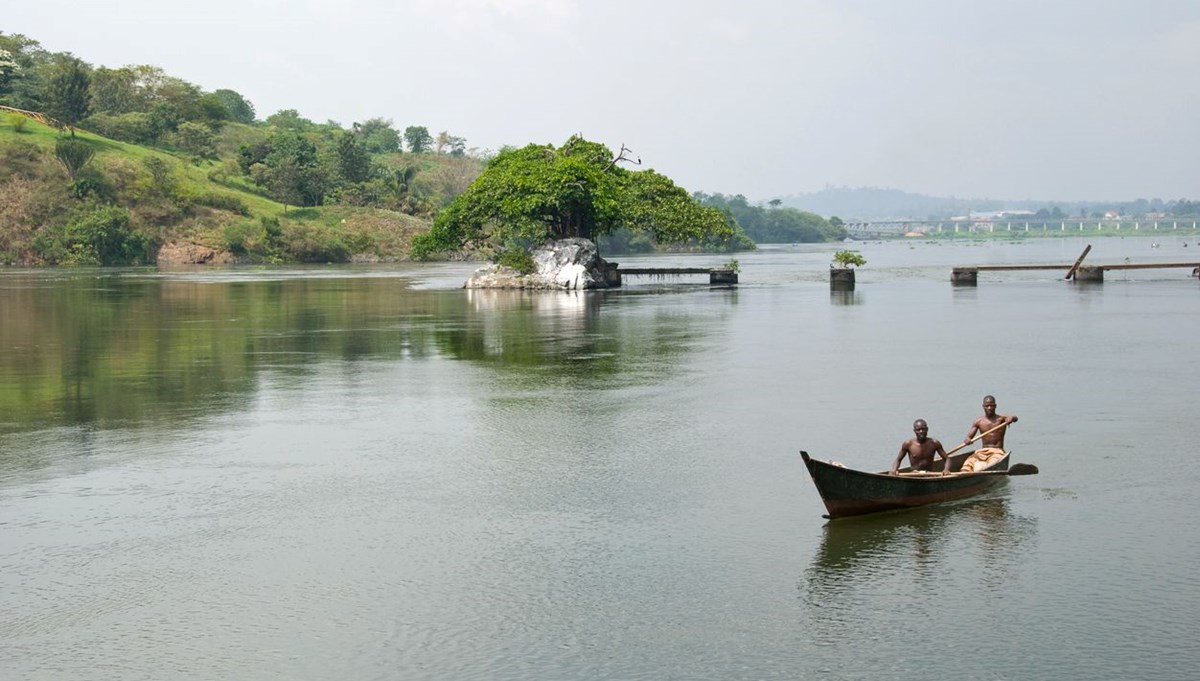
[696,192,846,243]
[412,135,735,257]
[403,125,433,154]
[43,56,91,135]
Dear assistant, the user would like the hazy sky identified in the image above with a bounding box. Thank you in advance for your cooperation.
[8,1,1199,202]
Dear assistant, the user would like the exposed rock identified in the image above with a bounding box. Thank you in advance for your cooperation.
[157,242,234,265]
[464,238,620,290]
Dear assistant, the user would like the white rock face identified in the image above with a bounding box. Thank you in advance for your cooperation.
[464,238,617,290]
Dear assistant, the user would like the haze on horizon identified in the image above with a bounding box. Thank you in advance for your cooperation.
[7,1,1199,204]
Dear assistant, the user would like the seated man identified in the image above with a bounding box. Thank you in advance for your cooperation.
[960,395,1018,472]
[891,419,950,476]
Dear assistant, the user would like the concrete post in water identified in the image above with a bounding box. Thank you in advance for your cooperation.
[1074,266,1104,283]
[951,267,979,286]
[604,263,622,288]
[829,268,855,290]
[710,269,738,285]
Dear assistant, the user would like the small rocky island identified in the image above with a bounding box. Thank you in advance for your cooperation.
[464,238,620,290]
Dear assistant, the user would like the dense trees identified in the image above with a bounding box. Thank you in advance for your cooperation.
[1173,199,1199,216]
[412,135,742,257]
[0,33,47,110]
[0,48,18,97]
[696,192,845,243]
[239,130,329,208]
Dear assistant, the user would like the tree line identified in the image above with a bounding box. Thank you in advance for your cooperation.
[0,31,479,217]
[695,193,846,243]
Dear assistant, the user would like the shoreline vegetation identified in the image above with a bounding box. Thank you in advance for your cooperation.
[1,32,1195,267]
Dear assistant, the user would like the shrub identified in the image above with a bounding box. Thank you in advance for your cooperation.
[260,216,282,241]
[832,250,866,268]
[142,157,178,197]
[54,138,95,181]
[496,247,536,274]
[69,167,117,201]
[408,232,438,260]
[84,112,158,145]
[223,220,268,256]
[171,121,218,163]
[65,205,151,265]
[8,113,28,132]
[192,192,249,215]
[278,222,350,263]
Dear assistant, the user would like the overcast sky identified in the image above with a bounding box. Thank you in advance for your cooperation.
[8,1,1199,202]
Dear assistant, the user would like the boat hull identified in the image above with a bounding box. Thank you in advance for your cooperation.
[800,449,1011,519]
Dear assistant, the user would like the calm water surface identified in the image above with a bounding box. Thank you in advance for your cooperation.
[2,237,1199,680]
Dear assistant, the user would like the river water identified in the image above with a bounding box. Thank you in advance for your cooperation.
[2,236,1199,680]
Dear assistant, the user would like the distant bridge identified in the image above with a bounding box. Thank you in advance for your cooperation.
[844,219,1199,238]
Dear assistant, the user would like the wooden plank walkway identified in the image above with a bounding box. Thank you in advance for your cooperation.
[952,261,1200,285]
[965,262,1200,272]
[1096,262,1200,271]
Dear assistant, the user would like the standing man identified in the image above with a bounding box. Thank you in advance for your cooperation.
[959,395,1018,472]
[891,419,951,475]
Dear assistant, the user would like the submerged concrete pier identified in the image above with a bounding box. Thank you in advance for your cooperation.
[615,267,738,285]
[829,268,856,290]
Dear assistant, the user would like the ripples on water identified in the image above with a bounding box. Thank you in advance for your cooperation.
[3,239,1200,679]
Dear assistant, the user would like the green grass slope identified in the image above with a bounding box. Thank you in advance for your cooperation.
[0,115,431,266]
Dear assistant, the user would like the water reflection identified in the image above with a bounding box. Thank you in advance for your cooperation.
[829,289,863,305]
[800,498,1038,646]
[0,274,730,436]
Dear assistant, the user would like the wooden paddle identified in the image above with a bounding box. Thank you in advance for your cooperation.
[943,420,1011,458]
[896,421,1013,476]
[947,421,1037,477]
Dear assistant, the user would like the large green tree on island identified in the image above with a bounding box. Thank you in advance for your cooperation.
[410,135,736,258]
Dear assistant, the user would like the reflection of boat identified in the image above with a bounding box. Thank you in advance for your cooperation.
[800,449,1029,520]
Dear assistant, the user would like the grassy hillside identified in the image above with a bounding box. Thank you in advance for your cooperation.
[0,114,456,266]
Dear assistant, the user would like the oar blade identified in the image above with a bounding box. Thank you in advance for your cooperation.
[1008,463,1039,475]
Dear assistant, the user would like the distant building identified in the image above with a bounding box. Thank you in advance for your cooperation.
[954,210,1037,222]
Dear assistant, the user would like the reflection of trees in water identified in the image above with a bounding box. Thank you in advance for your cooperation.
[0,275,443,435]
[438,289,729,389]
[1,276,733,436]
[800,498,1038,648]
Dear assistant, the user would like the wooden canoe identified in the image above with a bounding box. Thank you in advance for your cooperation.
[800,449,1013,520]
